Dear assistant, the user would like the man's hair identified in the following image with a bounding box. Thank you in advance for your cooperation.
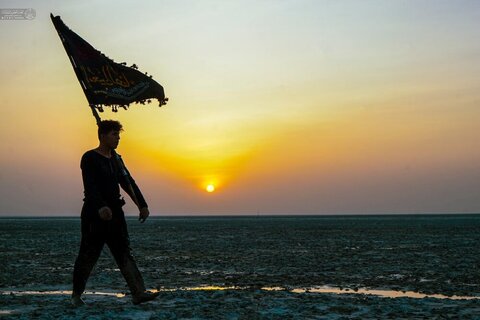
[98,120,123,139]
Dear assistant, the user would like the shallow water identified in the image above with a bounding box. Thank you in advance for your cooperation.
[1,214,480,318]
[3,285,480,300]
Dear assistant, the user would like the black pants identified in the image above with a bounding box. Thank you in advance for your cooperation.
[72,204,145,296]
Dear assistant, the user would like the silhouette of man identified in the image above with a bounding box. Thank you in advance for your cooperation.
[71,120,158,306]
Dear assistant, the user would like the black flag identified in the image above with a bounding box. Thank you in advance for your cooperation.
[50,14,167,112]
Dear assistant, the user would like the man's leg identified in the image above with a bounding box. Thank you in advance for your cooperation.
[106,213,158,304]
[72,216,105,303]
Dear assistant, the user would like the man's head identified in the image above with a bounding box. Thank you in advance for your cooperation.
[98,120,123,150]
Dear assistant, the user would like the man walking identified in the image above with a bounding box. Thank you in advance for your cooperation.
[71,120,158,306]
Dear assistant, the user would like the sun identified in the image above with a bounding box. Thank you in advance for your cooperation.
[206,184,215,193]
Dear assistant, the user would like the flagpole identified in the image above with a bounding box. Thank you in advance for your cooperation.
[90,105,101,125]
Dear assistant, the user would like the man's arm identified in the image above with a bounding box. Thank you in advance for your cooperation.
[119,167,148,209]
[118,161,150,222]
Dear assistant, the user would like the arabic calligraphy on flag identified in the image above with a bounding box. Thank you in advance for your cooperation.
[50,14,167,112]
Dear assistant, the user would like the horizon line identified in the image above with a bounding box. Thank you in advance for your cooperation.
[1,212,479,218]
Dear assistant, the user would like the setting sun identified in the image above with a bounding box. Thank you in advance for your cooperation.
[206,184,215,193]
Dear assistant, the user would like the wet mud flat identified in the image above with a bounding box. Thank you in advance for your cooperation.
[1,214,480,318]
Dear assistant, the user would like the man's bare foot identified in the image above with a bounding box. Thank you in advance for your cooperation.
[132,291,159,305]
[71,295,86,307]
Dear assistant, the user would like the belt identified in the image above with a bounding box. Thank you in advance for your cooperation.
[110,197,126,208]
[83,197,126,208]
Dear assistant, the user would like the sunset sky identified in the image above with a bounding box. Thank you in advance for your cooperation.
[1,0,479,216]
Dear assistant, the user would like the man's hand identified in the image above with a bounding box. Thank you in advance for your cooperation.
[139,207,150,223]
[98,206,113,221]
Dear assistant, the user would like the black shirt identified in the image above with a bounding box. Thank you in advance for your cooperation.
[81,150,148,211]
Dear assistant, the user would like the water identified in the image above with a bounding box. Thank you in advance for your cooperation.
[1,214,480,319]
